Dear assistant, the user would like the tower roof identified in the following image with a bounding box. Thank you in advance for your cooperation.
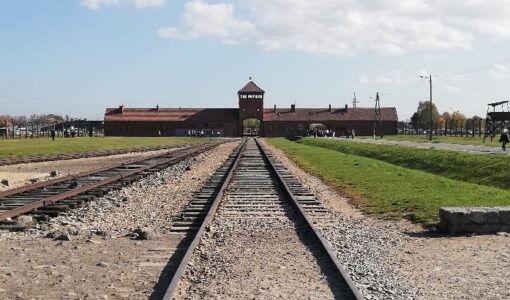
[238,81,265,94]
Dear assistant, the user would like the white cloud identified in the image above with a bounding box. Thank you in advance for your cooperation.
[158,2,255,42]
[488,64,510,80]
[445,85,461,94]
[359,71,402,85]
[158,0,510,56]
[80,0,165,10]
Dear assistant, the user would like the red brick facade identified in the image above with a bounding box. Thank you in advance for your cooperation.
[104,80,398,137]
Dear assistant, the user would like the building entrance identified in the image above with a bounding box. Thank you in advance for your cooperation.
[243,118,261,136]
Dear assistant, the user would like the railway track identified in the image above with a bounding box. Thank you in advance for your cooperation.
[0,144,187,167]
[0,142,222,229]
[162,138,361,299]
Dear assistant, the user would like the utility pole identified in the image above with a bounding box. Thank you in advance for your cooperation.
[429,75,433,141]
[373,92,382,139]
[352,92,359,108]
[420,74,433,141]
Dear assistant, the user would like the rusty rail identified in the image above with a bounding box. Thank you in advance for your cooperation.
[0,142,222,222]
[0,144,188,167]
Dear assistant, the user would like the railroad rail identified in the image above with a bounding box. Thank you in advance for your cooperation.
[0,144,188,167]
[0,142,222,227]
[162,138,362,299]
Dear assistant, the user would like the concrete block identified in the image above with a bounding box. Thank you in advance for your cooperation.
[440,207,510,235]
[498,207,510,225]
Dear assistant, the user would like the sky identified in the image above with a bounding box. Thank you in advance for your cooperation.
[2,1,510,120]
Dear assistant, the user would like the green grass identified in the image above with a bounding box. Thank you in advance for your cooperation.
[359,134,500,146]
[301,138,510,190]
[0,137,210,158]
[266,138,510,226]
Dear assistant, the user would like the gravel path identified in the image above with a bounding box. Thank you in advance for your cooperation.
[180,219,336,299]
[262,139,510,300]
[0,141,240,299]
[339,137,508,155]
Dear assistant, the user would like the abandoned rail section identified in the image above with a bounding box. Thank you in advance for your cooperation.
[163,138,361,299]
[0,143,221,227]
[0,144,186,167]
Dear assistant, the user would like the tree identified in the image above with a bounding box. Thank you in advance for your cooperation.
[0,115,11,127]
[12,116,28,126]
[413,101,440,130]
[410,112,420,130]
[442,112,452,122]
[452,111,466,122]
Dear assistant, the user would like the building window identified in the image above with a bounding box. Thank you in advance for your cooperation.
[268,125,272,131]
[297,124,303,131]
[204,123,208,128]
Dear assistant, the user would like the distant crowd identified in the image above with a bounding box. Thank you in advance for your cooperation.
[306,129,355,139]
[184,130,222,138]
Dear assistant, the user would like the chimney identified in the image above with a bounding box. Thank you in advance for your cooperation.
[345,104,348,110]
[328,104,332,112]
[119,105,124,114]
[291,104,295,112]
[274,104,276,113]
[156,104,159,111]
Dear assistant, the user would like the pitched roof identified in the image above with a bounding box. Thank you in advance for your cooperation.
[104,106,398,123]
[104,107,239,123]
[263,107,398,122]
[238,81,265,94]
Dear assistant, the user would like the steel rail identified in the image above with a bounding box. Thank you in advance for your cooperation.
[0,142,221,222]
[255,138,363,300]
[162,139,247,300]
[0,146,194,199]
[0,144,186,167]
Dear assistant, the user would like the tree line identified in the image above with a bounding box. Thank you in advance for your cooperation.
[410,101,483,132]
[0,114,79,128]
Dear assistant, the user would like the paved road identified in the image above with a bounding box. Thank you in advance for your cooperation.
[334,138,509,155]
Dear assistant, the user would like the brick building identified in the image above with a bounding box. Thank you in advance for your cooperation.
[104,80,398,137]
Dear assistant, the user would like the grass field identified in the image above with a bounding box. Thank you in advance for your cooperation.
[266,138,510,226]
[0,137,211,158]
[301,138,510,190]
[359,134,500,146]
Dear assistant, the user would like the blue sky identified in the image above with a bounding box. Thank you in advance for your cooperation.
[2,0,510,120]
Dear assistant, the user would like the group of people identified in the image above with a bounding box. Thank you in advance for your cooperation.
[306,129,336,138]
[50,128,77,141]
[184,130,222,138]
[306,128,355,139]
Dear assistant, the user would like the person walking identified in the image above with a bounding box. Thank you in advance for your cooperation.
[500,128,509,151]
[50,129,56,141]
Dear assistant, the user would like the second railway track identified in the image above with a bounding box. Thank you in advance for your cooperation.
[0,142,223,228]
[162,138,361,299]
